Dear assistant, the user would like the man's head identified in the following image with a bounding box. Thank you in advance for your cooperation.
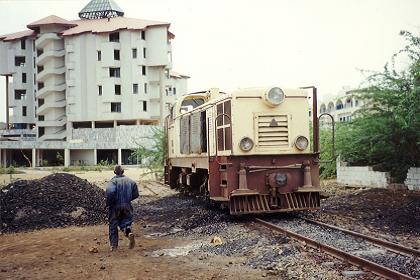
[114,165,124,176]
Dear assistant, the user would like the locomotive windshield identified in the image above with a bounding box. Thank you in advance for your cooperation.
[180,98,205,113]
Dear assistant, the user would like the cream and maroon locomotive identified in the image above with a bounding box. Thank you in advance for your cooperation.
[164,86,321,214]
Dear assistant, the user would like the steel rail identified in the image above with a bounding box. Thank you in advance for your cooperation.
[301,218,420,258]
[255,218,415,280]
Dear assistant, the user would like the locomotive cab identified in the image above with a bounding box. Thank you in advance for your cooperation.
[165,87,321,214]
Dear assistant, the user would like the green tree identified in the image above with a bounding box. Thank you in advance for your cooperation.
[131,127,167,179]
[339,30,420,182]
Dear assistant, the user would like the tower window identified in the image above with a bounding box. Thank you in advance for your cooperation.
[115,84,121,95]
[141,30,145,40]
[109,67,120,77]
[22,73,27,83]
[143,48,146,58]
[114,49,120,60]
[133,84,138,94]
[21,39,26,50]
[142,66,146,76]
[144,83,148,94]
[22,106,27,116]
[109,32,120,42]
[132,48,137,58]
[97,51,102,61]
[143,101,147,112]
[98,85,102,96]
[111,102,121,112]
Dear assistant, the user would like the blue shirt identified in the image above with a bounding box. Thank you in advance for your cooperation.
[106,175,139,207]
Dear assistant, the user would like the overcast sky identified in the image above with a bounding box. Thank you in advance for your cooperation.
[1,0,420,122]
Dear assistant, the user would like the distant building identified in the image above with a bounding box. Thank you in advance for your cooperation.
[0,0,188,167]
[317,88,364,123]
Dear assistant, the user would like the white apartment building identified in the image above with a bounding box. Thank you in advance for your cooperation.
[315,88,364,124]
[0,0,188,167]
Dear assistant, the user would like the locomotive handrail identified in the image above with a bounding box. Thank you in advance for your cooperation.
[318,112,336,163]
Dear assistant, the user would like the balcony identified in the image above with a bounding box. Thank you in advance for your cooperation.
[37,99,66,115]
[36,49,65,66]
[36,83,66,99]
[35,33,62,49]
[37,66,65,82]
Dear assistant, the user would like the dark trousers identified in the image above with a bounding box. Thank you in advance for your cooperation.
[108,204,133,248]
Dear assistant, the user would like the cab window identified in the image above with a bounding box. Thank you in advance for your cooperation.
[180,98,205,113]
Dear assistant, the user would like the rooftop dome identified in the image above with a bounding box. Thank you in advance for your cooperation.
[79,0,124,20]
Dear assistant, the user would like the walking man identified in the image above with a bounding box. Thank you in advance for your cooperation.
[106,165,139,251]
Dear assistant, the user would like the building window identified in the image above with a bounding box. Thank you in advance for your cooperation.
[33,74,36,85]
[22,73,27,83]
[21,39,26,50]
[142,65,146,76]
[37,65,44,74]
[114,49,120,60]
[39,127,45,137]
[111,102,121,112]
[143,101,147,112]
[133,83,138,94]
[14,56,25,66]
[38,82,44,90]
[38,98,44,107]
[97,51,102,61]
[132,48,137,58]
[115,84,121,95]
[38,115,44,121]
[109,32,120,42]
[109,67,120,77]
[141,30,145,40]
[98,85,102,96]
[14,90,26,100]
[173,87,177,95]
[143,48,146,58]
[32,40,35,51]
[144,83,148,94]
[22,106,27,117]
[37,49,43,57]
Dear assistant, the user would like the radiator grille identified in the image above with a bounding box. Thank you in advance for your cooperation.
[257,114,289,147]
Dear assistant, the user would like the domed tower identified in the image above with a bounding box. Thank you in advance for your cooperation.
[78,0,124,20]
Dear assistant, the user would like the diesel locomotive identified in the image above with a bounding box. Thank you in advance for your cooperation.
[164,86,322,214]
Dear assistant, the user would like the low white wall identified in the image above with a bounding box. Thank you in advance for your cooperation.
[405,167,420,191]
[336,160,390,188]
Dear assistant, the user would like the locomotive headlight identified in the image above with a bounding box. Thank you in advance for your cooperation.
[264,87,285,106]
[295,136,309,150]
[239,137,254,151]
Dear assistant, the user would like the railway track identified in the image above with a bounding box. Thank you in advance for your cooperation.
[255,218,420,280]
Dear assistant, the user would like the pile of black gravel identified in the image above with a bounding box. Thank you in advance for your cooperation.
[0,173,107,233]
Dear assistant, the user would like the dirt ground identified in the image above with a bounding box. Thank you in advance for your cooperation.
[0,224,270,280]
[1,170,419,279]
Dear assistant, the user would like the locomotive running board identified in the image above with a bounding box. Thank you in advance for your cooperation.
[229,192,321,215]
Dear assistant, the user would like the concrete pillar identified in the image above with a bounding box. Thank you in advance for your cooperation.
[32,148,37,167]
[117,148,122,165]
[93,149,97,165]
[159,66,165,124]
[64,148,70,167]
[2,149,7,167]
[66,122,73,140]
